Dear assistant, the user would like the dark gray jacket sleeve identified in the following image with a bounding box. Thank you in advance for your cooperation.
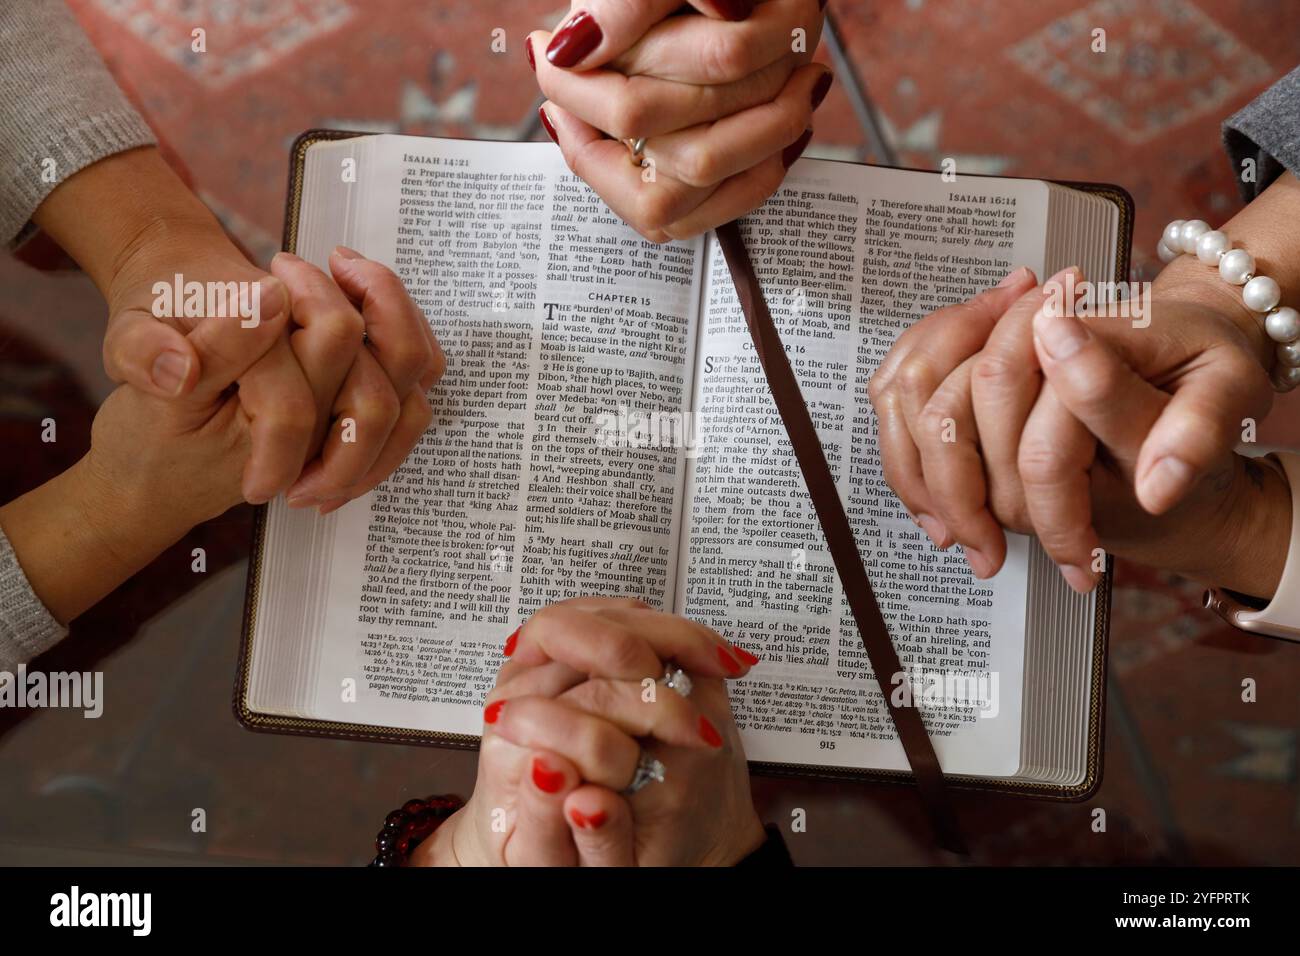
[1223,65,1300,202]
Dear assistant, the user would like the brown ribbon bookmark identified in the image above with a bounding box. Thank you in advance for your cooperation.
[715,221,967,855]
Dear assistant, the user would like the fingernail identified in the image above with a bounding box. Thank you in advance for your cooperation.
[332,245,365,260]
[525,36,535,71]
[699,715,724,747]
[717,645,742,676]
[915,513,948,548]
[1033,306,1089,361]
[731,643,761,666]
[272,250,301,264]
[997,266,1032,288]
[546,10,602,68]
[539,105,558,144]
[1059,564,1097,594]
[151,350,190,396]
[531,757,566,793]
[1141,456,1195,512]
[483,700,505,724]
[783,128,813,169]
[811,71,833,110]
[244,489,271,506]
[503,627,520,657]
[286,475,321,501]
[569,808,608,829]
[318,497,348,515]
[1042,265,1083,315]
[1046,265,1081,287]
[963,546,995,579]
[286,493,320,508]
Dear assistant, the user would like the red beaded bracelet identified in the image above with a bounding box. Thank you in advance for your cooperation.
[369,794,464,867]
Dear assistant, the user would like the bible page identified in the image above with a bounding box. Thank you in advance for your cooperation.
[255,135,706,734]
[677,160,1052,776]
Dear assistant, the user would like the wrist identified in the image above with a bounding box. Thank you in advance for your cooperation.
[32,146,226,296]
[72,452,190,568]
[408,807,466,867]
[0,455,182,625]
[701,806,767,866]
[1212,455,1291,600]
[1153,255,1273,369]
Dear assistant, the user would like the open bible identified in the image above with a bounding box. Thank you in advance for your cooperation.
[238,131,1129,799]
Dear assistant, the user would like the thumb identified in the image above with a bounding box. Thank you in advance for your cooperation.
[544,0,748,70]
[102,306,201,399]
[1032,301,1167,482]
[183,276,290,405]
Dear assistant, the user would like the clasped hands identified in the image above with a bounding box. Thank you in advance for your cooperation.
[410,597,767,867]
[531,0,830,241]
[84,0,829,518]
[868,255,1289,599]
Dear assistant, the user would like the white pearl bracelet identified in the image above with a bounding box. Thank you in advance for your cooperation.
[1158,218,1300,392]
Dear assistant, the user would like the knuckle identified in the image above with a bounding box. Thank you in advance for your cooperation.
[987,485,1033,534]
[101,336,127,379]
[391,339,432,379]
[1017,438,1063,487]
[866,370,887,404]
[609,94,650,142]
[971,351,1017,387]
[674,144,718,188]
[426,341,447,383]
[352,385,401,427]
[1072,358,1121,408]
[701,32,750,83]
[316,309,365,360]
[415,396,434,431]
[573,678,621,719]
[895,360,935,401]
[604,631,650,677]
[633,188,676,234]
[917,397,958,439]
[578,721,624,772]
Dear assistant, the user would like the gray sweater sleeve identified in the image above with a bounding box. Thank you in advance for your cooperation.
[0,0,156,245]
[1223,65,1300,202]
[0,527,67,671]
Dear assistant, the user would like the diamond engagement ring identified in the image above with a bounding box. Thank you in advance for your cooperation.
[661,664,692,698]
[623,750,666,795]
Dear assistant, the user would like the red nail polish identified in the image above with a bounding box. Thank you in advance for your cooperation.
[539,106,558,143]
[569,808,609,829]
[546,10,602,68]
[712,0,754,21]
[699,715,724,747]
[731,643,761,666]
[811,71,833,110]
[717,645,742,675]
[783,129,813,169]
[525,36,535,71]
[484,700,505,724]
[504,627,520,657]
[532,758,565,793]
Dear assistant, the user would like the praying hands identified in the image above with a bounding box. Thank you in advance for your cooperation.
[411,598,769,866]
[530,0,830,241]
